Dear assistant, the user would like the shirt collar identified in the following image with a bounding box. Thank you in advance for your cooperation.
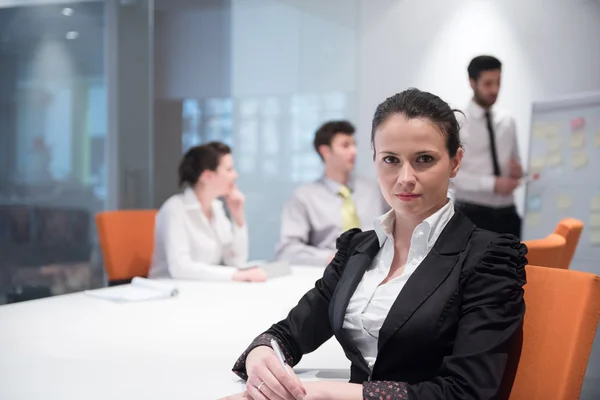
[468,99,492,119]
[373,199,455,249]
[322,174,356,194]
[182,187,199,209]
[183,186,217,213]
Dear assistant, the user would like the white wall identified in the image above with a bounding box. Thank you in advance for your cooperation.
[154,0,231,100]
[357,0,600,214]
[231,0,358,97]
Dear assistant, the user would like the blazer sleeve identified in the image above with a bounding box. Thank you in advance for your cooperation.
[363,234,527,400]
[232,228,362,380]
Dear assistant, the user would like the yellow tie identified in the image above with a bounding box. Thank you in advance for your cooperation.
[339,185,361,232]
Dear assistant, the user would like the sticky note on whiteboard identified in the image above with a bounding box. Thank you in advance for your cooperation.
[571,152,588,169]
[546,152,562,167]
[570,117,586,130]
[556,195,572,210]
[591,195,600,211]
[591,214,600,229]
[533,123,560,138]
[570,133,585,148]
[546,138,561,151]
[526,212,541,227]
[591,231,600,247]
[530,156,545,170]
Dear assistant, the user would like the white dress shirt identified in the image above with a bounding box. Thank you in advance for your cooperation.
[342,200,455,369]
[453,100,520,208]
[149,187,248,281]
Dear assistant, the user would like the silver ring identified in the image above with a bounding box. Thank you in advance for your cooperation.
[257,381,265,391]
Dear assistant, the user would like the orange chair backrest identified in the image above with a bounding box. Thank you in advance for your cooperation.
[523,233,566,269]
[95,210,157,282]
[508,265,600,400]
[553,218,584,269]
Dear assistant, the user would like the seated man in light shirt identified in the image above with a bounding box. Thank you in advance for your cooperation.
[275,120,388,266]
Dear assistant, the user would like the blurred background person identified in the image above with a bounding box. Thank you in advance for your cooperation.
[453,55,523,238]
[149,142,266,282]
[275,121,388,266]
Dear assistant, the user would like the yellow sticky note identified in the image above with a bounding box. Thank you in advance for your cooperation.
[546,139,561,152]
[533,123,560,139]
[591,195,600,211]
[570,133,585,148]
[526,212,541,227]
[595,132,600,148]
[532,126,546,139]
[530,156,546,171]
[571,152,588,169]
[556,195,572,210]
[591,231,600,246]
[591,214,600,229]
[546,152,562,167]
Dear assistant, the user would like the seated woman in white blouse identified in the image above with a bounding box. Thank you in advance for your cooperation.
[149,142,267,282]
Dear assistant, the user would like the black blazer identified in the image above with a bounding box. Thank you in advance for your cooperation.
[233,209,527,400]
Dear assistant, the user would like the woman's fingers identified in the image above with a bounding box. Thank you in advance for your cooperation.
[265,357,306,400]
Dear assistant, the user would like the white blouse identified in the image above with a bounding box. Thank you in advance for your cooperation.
[342,200,455,369]
[149,187,248,281]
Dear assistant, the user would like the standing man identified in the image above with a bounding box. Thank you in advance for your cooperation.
[453,55,523,238]
[275,120,387,266]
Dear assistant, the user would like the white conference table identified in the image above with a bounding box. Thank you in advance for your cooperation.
[0,267,350,400]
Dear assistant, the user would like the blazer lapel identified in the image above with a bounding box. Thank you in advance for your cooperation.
[377,210,474,352]
[331,233,380,335]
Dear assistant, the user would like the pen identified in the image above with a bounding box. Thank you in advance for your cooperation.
[271,338,292,377]
[523,173,541,184]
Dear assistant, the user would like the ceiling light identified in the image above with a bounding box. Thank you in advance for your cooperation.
[65,31,79,40]
[62,8,74,16]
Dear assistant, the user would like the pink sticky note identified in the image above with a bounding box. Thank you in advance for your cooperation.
[570,117,586,131]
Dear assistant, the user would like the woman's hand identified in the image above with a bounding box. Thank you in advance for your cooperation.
[219,381,361,400]
[226,186,246,227]
[233,267,268,282]
[244,346,306,400]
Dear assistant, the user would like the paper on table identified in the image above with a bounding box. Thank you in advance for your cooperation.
[556,195,572,210]
[571,152,588,169]
[591,214,600,229]
[220,370,349,399]
[239,260,292,278]
[85,277,179,302]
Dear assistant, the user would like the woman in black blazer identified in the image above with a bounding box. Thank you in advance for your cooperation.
[225,89,527,400]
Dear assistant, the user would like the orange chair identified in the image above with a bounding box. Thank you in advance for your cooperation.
[95,210,157,285]
[507,265,600,400]
[523,233,566,269]
[553,218,584,269]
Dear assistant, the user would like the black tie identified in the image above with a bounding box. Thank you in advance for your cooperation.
[485,111,501,176]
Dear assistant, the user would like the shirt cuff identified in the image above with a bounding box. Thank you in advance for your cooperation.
[363,381,409,399]
[480,176,496,193]
[231,333,294,380]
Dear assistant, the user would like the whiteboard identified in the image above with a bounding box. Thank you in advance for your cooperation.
[523,92,600,274]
